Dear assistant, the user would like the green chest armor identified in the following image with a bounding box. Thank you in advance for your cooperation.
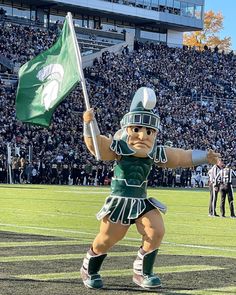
[96,140,168,225]
[111,156,153,198]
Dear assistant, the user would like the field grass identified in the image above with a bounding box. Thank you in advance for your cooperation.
[0,185,235,256]
[0,184,235,295]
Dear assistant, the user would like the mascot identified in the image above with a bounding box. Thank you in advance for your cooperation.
[80,87,220,289]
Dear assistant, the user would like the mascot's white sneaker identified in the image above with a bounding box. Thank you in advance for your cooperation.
[80,267,103,289]
[133,273,161,289]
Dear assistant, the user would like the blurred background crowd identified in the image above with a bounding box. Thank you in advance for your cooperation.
[0,22,235,186]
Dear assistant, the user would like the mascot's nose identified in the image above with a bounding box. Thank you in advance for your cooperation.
[138,129,148,140]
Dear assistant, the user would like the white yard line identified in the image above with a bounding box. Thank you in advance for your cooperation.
[0,223,235,253]
[0,223,96,235]
[0,207,229,229]
[55,190,107,194]
[0,208,94,218]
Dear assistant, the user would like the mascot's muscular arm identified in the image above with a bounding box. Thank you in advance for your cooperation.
[159,147,220,168]
[83,109,117,161]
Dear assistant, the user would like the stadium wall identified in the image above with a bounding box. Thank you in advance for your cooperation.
[82,32,133,68]
[167,30,183,47]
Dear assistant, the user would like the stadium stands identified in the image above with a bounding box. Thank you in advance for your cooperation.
[0,21,235,185]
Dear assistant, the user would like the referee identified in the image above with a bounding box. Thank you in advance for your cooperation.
[208,158,223,217]
[215,163,236,218]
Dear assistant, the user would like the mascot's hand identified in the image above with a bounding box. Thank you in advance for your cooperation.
[83,108,94,123]
[207,149,221,165]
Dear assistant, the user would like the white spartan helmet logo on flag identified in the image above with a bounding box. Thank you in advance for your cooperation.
[37,64,64,111]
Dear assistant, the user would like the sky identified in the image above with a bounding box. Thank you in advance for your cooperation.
[205,0,236,50]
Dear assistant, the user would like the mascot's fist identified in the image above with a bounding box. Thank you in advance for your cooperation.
[83,108,94,123]
[207,149,221,165]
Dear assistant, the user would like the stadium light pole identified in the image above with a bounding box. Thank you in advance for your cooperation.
[67,12,101,161]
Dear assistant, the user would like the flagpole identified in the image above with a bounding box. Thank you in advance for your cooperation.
[66,12,101,161]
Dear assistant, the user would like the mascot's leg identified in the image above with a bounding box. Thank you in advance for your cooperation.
[134,209,165,288]
[80,248,107,289]
[81,216,130,289]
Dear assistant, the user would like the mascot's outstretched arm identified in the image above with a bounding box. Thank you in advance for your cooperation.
[159,147,220,168]
[83,108,117,161]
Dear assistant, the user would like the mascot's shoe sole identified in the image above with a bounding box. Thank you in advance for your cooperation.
[80,267,103,289]
[133,273,161,289]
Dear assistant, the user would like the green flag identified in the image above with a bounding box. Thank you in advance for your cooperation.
[16,17,80,127]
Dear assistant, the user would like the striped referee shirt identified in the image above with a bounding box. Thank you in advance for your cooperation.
[215,168,236,185]
[208,165,221,184]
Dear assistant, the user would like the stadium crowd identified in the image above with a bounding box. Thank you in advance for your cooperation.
[0,22,235,185]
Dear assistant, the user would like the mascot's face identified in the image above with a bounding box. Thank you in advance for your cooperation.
[127,126,157,157]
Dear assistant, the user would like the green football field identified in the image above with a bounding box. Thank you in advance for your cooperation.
[0,184,235,295]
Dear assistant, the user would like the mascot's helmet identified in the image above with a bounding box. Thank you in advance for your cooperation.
[112,87,161,156]
[120,87,160,131]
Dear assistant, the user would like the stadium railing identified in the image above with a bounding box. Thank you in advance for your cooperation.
[0,54,15,72]
[198,95,236,106]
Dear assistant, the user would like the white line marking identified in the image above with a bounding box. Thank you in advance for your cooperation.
[55,191,107,194]
[0,223,236,253]
[0,223,95,235]
[0,208,94,218]
[162,241,236,252]
[15,265,224,280]
[0,209,229,230]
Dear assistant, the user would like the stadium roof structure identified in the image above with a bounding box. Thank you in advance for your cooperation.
[1,0,205,47]
[8,0,205,32]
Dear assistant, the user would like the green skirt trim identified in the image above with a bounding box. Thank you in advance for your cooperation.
[96,196,167,226]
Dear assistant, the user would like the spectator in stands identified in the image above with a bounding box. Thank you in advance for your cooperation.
[51,160,59,184]
[0,8,6,18]
[71,160,80,185]
[0,23,235,186]
[12,155,20,184]
[194,171,204,188]
[19,153,26,183]
[61,160,70,185]
[186,168,192,187]
[0,154,7,183]
[24,161,32,184]
[31,164,38,184]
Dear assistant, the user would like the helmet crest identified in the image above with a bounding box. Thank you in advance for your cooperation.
[120,87,160,130]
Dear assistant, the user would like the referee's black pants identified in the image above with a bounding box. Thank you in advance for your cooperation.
[220,184,235,217]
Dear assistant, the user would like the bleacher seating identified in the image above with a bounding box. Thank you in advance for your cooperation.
[0,20,235,185]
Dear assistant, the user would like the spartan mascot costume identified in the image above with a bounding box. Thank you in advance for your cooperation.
[81,87,220,289]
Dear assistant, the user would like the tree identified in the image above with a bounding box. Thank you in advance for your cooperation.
[183,10,231,51]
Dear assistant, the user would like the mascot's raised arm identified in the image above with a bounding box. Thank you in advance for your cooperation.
[81,87,220,290]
